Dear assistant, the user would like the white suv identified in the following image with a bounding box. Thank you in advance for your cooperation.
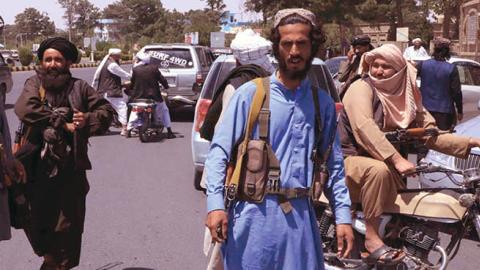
[138,44,214,111]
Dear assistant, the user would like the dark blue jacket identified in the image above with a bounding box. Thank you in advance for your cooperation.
[418,59,462,114]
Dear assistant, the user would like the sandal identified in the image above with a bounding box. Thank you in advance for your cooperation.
[361,244,405,266]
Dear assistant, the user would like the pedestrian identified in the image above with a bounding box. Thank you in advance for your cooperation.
[417,37,462,130]
[92,48,131,136]
[200,28,274,270]
[339,43,480,266]
[1,98,25,242]
[205,8,353,269]
[338,34,374,99]
[403,38,429,60]
[14,37,114,270]
[128,52,175,139]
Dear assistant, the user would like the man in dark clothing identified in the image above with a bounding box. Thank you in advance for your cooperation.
[128,52,175,138]
[338,34,374,99]
[417,37,462,130]
[14,37,114,270]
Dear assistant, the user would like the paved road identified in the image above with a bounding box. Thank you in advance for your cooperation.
[0,67,479,269]
[0,67,207,270]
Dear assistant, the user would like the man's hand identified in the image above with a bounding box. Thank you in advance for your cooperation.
[73,109,87,129]
[469,137,480,149]
[336,224,354,258]
[206,210,228,243]
[389,152,416,175]
[64,123,76,133]
[457,113,463,122]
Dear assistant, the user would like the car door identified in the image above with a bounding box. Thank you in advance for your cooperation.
[455,62,480,114]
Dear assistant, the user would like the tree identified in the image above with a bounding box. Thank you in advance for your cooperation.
[102,0,165,40]
[422,0,463,39]
[58,0,101,41]
[202,0,226,12]
[184,9,221,46]
[14,8,55,43]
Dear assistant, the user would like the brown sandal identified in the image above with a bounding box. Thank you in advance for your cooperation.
[362,244,406,266]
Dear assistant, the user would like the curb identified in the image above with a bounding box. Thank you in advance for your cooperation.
[9,60,133,72]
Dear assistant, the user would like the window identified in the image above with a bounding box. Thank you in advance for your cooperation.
[196,48,208,67]
[456,63,480,86]
[145,48,194,69]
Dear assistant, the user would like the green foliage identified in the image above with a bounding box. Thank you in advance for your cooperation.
[14,8,55,40]
[18,47,33,66]
[184,9,222,46]
[58,0,101,38]
[95,41,114,52]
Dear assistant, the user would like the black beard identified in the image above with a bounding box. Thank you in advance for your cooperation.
[36,66,72,92]
[278,55,313,81]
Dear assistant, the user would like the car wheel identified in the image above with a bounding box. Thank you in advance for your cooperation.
[0,84,6,105]
[194,169,205,191]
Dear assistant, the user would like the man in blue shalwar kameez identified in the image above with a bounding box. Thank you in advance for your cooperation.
[205,8,354,270]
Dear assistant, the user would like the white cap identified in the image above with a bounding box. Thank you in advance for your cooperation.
[135,51,150,64]
[108,48,122,55]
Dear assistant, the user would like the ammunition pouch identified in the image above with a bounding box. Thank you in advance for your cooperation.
[237,139,269,203]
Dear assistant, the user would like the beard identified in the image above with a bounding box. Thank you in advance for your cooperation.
[278,54,313,81]
[36,66,72,92]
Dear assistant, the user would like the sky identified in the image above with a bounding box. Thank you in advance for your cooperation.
[0,0,251,29]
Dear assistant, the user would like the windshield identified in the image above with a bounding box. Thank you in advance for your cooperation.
[145,48,194,69]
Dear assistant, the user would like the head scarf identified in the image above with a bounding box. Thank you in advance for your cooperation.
[362,44,423,129]
[231,29,275,74]
[38,37,78,62]
[133,51,151,68]
[91,48,122,89]
[274,8,316,28]
[412,38,422,43]
[108,48,122,55]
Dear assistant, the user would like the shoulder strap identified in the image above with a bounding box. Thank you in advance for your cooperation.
[311,85,323,157]
[228,77,267,192]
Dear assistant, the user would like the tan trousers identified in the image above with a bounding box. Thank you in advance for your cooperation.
[344,156,406,220]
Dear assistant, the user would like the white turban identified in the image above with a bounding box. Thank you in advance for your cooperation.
[92,48,123,88]
[412,38,422,43]
[134,51,151,67]
[108,48,122,55]
[231,29,275,74]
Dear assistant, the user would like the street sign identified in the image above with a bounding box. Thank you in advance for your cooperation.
[83,37,91,48]
[210,32,225,48]
[396,27,409,42]
[184,32,199,45]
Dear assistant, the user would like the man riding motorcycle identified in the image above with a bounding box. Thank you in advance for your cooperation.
[338,44,480,266]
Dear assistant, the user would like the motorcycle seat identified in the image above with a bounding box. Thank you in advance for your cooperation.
[383,189,466,221]
[316,190,466,222]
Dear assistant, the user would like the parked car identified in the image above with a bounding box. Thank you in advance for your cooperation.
[420,115,480,188]
[0,50,15,65]
[325,56,348,92]
[191,55,339,190]
[10,49,19,61]
[138,43,214,111]
[0,53,13,104]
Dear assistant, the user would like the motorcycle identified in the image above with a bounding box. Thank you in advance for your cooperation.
[127,98,164,142]
[318,163,480,270]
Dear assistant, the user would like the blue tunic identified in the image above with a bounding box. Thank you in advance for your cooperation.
[205,73,351,270]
